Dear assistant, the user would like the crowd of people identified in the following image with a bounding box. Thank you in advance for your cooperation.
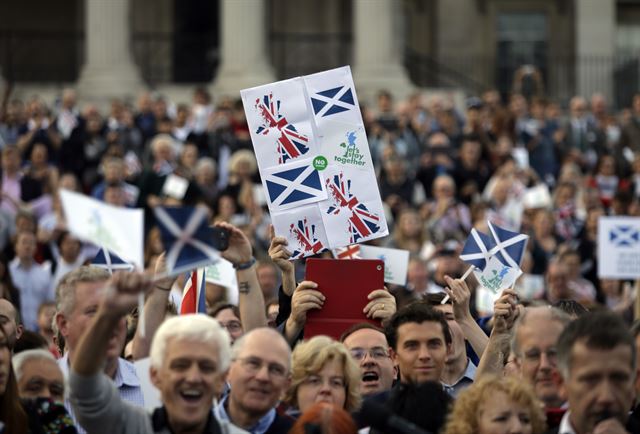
[0,79,639,434]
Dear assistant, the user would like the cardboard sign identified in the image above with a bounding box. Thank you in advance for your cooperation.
[598,216,640,278]
[241,66,388,258]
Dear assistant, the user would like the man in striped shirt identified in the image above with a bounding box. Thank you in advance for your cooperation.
[55,266,144,433]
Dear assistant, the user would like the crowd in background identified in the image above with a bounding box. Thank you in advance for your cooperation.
[0,79,640,434]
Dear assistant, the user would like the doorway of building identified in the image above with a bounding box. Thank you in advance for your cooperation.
[172,0,218,82]
[496,12,548,99]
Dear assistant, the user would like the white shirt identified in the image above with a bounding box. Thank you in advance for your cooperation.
[559,411,576,434]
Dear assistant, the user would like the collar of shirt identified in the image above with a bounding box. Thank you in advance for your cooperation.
[217,395,276,434]
[10,256,33,271]
[152,406,222,434]
[442,358,477,388]
[559,411,576,434]
[114,358,141,388]
[59,353,139,388]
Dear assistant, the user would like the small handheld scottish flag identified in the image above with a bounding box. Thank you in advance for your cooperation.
[92,248,135,274]
[456,222,529,295]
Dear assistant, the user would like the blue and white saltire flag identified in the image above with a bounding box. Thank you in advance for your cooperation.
[486,221,529,269]
[263,159,327,211]
[459,228,496,270]
[310,85,356,118]
[459,222,529,293]
[180,269,207,314]
[609,225,640,247]
[92,248,135,274]
[153,206,220,276]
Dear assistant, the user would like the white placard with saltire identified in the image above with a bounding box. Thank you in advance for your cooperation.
[60,189,144,269]
[598,216,640,278]
[241,66,388,258]
[304,66,363,134]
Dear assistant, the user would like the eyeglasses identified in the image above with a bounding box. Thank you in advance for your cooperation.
[522,347,558,363]
[220,321,242,333]
[349,347,390,361]
[234,356,288,379]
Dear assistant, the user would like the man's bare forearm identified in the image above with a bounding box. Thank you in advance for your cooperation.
[131,287,169,360]
[476,330,511,379]
[459,317,489,358]
[237,265,267,331]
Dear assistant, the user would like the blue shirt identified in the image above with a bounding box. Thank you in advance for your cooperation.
[59,354,144,434]
[216,395,276,434]
[442,358,477,398]
[9,258,53,331]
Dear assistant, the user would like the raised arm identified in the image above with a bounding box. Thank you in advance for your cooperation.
[268,225,296,297]
[131,253,177,360]
[475,289,520,379]
[216,222,267,332]
[284,281,324,345]
[444,275,489,358]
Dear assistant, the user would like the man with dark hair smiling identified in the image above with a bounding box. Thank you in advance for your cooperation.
[384,302,452,385]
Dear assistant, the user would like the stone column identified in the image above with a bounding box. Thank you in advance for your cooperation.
[353,0,413,103]
[213,0,275,97]
[77,0,144,105]
[575,0,615,100]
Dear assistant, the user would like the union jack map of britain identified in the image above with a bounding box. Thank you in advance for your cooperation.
[241,66,388,259]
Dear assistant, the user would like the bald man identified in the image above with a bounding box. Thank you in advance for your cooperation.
[216,328,293,434]
[0,299,23,350]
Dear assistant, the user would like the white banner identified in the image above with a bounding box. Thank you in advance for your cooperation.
[204,258,239,306]
[598,216,640,278]
[60,189,144,269]
[359,245,409,286]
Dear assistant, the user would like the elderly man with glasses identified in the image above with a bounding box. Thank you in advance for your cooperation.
[216,327,294,434]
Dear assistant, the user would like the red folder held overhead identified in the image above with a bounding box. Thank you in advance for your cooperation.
[304,258,385,340]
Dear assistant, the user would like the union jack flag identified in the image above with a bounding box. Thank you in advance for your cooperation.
[333,244,361,259]
[325,173,381,243]
[289,217,326,259]
[255,93,310,164]
[180,269,207,314]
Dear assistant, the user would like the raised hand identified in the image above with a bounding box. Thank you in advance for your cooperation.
[289,281,325,328]
[268,225,294,274]
[101,271,153,318]
[363,288,396,321]
[492,289,519,334]
[443,275,472,321]
[215,222,252,265]
[153,252,178,291]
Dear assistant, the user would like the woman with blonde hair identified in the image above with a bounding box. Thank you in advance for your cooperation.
[284,336,361,416]
[444,376,546,434]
